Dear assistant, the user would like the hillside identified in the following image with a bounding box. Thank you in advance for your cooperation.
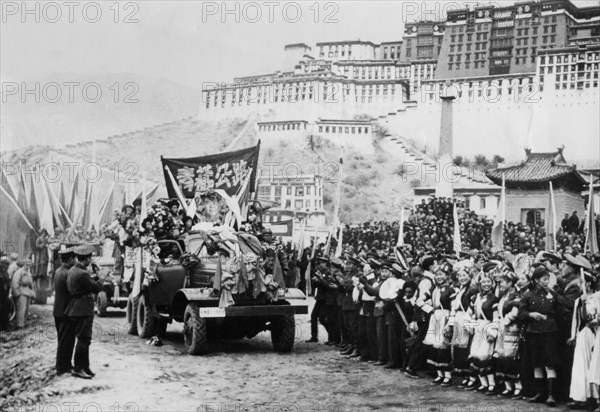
[2,114,420,223]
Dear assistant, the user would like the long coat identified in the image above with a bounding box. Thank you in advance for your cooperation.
[66,263,101,317]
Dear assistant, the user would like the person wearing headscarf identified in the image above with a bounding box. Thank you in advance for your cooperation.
[424,261,454,386]
[449,265,478,388]
[466,270,499,395]
[567,271,598,409]
[519,266,563,407]
[492,264,523,399]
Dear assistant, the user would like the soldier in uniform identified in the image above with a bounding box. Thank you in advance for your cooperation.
[339,257,361,357]
[53,247,76,375]
[66,245,101,379]
[306,257,329,343]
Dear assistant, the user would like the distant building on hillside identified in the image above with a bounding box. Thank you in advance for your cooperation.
[435,0,600,79]
[256,174,325,214]
[485,146,587,225]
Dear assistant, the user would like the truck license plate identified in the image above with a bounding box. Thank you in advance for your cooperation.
[199,307,226,318]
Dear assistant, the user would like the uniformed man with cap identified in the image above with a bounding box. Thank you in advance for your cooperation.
[306,257,329,343]
[66,245,101,379]
[53,246,76,375]
[339,256,361,357]
[405,255,437,378]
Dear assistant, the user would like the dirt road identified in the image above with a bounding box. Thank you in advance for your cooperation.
[1,300,557,412]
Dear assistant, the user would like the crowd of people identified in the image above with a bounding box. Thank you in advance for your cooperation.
[302,196,600,410]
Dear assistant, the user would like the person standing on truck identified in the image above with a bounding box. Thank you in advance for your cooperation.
[53,247,76,375]
[66,245,101,379]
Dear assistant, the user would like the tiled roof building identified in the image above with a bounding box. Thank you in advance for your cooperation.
[485,146,586,224]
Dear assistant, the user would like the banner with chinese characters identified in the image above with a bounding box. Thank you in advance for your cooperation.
[160,143,260,200]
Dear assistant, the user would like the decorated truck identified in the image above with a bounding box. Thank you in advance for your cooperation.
[125,142,308,355]
[127,227,307,355]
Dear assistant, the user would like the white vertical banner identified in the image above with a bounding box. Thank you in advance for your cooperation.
[396,207,405,247]
[453,203,462,254]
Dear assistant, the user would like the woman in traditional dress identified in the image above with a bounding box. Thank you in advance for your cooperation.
[567,272,598,409]
[519,266,563,407]
[492,264,523,399]
[587,287,600,412]
[424,261,454,386]
[466,271,499,395]
[448,267,477,388]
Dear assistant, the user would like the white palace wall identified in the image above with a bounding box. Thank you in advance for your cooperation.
[199,74,599,162]
[385,76,600,161]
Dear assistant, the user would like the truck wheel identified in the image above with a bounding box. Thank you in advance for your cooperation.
[183,304,208,355]
[271,314,295,353]
[126,295,139,336]
[96,291,108,317]
[137,294,157,338]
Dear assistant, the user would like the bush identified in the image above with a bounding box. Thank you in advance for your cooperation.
[453,155,464,166]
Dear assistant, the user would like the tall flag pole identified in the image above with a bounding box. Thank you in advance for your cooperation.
[396,207,405,247]
[334,224,344,258]
[139,176,147,230]
[584,174,598,255]
[332,146,344,228]
[546,181,558,251]
[453,202,462,254]
[491,173,505,251]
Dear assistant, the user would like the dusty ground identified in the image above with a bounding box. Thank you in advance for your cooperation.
[1,299,562,412]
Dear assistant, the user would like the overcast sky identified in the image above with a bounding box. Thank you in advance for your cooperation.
[2,0,591,90]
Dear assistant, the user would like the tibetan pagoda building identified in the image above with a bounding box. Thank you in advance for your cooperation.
[485,147,587,225]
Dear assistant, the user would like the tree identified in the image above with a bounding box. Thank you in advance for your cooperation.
[492,154,505,165]
[474,154,489,167]
[453,155,464,166]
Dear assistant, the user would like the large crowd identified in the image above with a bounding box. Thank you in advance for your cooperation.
[305,197,600,410]
[1,195,600,409]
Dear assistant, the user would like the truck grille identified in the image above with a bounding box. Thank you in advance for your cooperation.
[232,281,266,305]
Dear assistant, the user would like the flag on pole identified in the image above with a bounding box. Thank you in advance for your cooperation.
[332,147,344,228]
[305,227,318,296]
[491,173,506,251]
[545,181,558,251]
[453,203,462,254]
[17,167,29,213]
[584,175,599,255]
[396,208,405,247]
[1,166,18,200]
[39,188,55,236]
[28,174,40,231]
[96,182,115,229]
[139,179,147,230]
[43,179,65,232]
[334,225,344,258]
[67,168,80,219]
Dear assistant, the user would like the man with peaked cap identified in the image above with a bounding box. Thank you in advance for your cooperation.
[405,255,437,378]
[380,260,406,369]
[306,257,330,343]
[66,245,101,379]
[358,255,381,362]
[339,256,361,357]
[325,258,344,346]
[53,246,77,375]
